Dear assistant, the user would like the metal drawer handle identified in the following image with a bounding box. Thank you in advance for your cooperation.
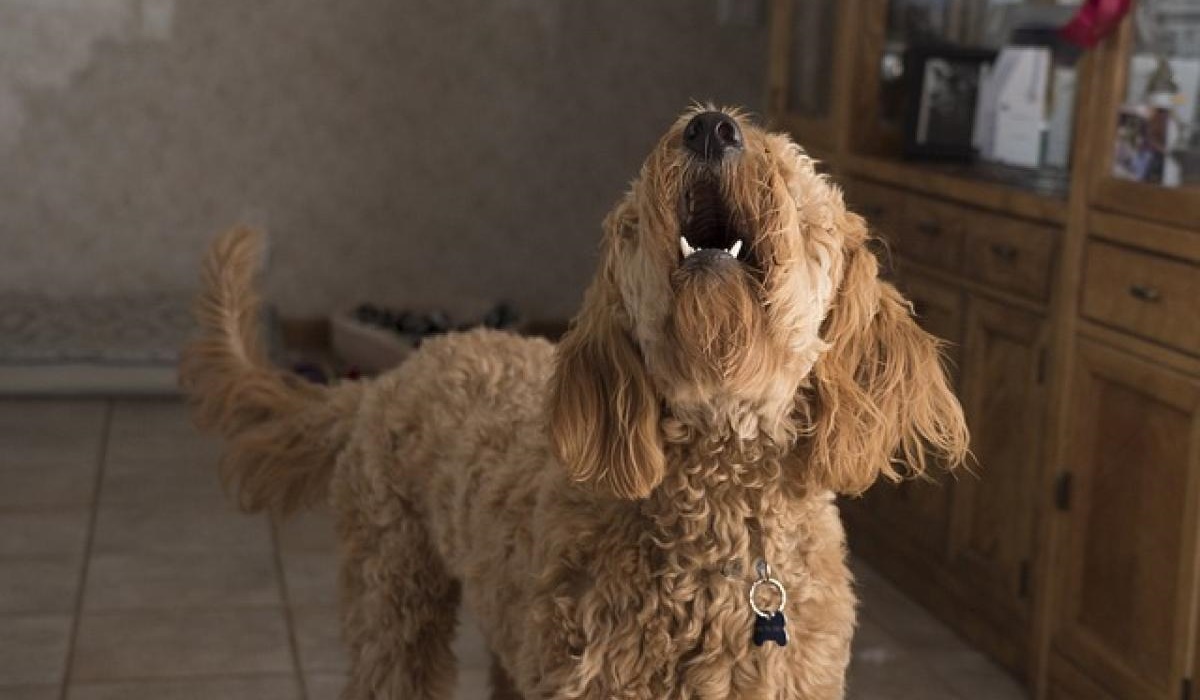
[990,243,1019,263]
[1129,284,1161,302]
[916,221,941,236]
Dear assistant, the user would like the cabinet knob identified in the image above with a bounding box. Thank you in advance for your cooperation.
[990,243,1019,263]
[1128,284,1161,302]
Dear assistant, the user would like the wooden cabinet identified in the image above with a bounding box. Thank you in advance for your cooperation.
[843,176,1057,678]
[1049,341,1200,700]
[769,3,1200,697]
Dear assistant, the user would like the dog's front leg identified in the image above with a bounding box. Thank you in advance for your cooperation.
[337,491,460,700]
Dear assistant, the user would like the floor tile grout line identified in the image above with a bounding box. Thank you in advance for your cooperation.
[1,672,295,691]
[4,602,310,617]
[0,504,97,515]
[35,670,301,689]
[270,518,311,700]
[57,399,114,700]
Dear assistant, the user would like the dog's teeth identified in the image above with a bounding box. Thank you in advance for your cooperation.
[679,236,695,258]
[728,240,743,258]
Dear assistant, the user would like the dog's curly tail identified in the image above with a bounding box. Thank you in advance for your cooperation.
[179,226,363,516]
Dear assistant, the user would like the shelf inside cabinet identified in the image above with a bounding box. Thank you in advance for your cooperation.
[841,154,1070,225]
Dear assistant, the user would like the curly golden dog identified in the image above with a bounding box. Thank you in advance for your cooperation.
[181,106,968,699]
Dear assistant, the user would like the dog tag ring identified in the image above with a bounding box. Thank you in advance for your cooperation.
[750,560,788,647]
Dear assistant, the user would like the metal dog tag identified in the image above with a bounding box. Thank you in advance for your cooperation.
[749,559,788,647]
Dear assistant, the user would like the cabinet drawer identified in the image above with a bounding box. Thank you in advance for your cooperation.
[1081,241,1200,356]
[898,275,964,344]
[896,196,967,272]
[843,178,906,241]
[963,212,1057,300]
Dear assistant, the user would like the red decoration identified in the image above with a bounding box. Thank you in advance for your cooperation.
[1059,0,1133,48]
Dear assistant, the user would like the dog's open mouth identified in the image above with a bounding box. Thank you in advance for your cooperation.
[679,178,750,265]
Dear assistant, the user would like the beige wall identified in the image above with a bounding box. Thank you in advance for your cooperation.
[0,0,767,322]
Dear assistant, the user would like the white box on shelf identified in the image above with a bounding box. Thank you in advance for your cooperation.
[991,46,1051,168]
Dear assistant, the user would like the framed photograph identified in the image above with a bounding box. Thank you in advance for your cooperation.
[903,46,996,160]
[1112,105,1168,184]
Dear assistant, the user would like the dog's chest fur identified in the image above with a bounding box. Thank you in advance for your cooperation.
[515,441,850,699]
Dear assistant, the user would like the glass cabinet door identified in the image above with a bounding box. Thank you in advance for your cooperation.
[856,0,1079,164]
[1091,1,1200,228]
[785,0,837,119]
[878,0,967,134]
[767,0,840,149]
[1111,2,1200,189]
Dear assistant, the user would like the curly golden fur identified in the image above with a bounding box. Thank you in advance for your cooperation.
[181,106,968,699]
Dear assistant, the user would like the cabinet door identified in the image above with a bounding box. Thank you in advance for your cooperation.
[857,274,963,559]
[951,297,1046,620]
[901,274,964,388]
[767,0,842,149]
[1087,11,1200,230]
[1052,341,1200,700]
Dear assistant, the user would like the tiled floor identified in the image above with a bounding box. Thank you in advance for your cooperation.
[0,398,1028,699]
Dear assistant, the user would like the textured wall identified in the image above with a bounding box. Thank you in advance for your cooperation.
[0,0,767,321]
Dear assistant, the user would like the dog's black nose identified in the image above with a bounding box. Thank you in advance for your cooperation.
[683,111,743,160]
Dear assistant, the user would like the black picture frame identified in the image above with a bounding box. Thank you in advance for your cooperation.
[902,45,996,161]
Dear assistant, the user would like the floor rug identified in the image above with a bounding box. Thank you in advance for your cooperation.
[0,293,193,395]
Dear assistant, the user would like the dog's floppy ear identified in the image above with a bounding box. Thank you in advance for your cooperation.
[547,207,665,500]
[802,214,968,494]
